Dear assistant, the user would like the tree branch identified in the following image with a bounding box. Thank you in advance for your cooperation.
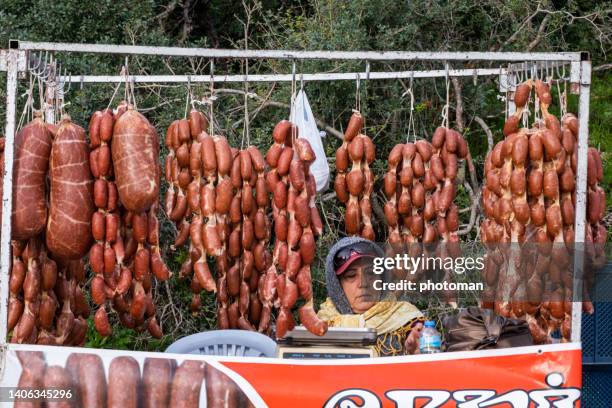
[594,63,612,71]
[527,13,552,51]
[494,6,542,51]
[474,115,494,155]
[457,185,481,236]
[214,88,344,141]
[180,0,194,43]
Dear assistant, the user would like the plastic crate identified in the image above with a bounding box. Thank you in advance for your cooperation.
[583,366,612,407]
[165,330,278,357]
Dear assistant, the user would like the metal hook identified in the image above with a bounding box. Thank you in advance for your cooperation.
[409,70,414,90]
[28,51,43,74]
[30,52,48,79]
[554,62,565,81]
[58,67,71,99]
[365,60,371,81]
[300,73,304,91]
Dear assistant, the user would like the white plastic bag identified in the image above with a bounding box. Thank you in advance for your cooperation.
[290,89,330,192]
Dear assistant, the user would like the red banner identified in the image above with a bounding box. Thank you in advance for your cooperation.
[221,343,581,407]
[5,343,581,407]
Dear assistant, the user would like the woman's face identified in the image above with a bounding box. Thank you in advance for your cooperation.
[339,257,378,314]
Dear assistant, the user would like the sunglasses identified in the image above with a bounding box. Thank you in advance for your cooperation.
[333,242,377,271]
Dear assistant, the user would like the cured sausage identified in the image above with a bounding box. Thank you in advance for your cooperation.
[46,117,94,259]
[169,360,205,408]
[112,108,160,212]
[143,358,175,408]
[12,115,53,240]
[108,356,141,408]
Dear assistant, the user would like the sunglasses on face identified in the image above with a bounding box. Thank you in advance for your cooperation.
[333,242,377,270]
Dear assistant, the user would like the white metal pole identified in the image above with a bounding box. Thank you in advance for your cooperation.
[56,68,512,84]
[15,41,582,61]
[0,49,20,343]
[571,58,591,343]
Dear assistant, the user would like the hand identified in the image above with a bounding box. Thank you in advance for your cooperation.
[404,322,424,355]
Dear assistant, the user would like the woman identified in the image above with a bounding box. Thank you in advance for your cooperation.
[318,237,425,356]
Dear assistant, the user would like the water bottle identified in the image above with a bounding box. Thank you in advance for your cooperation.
[419,320,442,354]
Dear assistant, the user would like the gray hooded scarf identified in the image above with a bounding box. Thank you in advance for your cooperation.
[324,237,385,314]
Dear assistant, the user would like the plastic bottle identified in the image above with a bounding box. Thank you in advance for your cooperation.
[419,320,442,354]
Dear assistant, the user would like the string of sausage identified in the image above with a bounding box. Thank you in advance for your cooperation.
[482,80,607,343]
[266,121,328,339]
[382,129,468,304]
[88,104,170,338]
[335,111,376,239]
[163,112,273,331]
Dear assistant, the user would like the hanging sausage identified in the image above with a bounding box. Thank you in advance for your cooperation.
[11,112,52,241]
[88,103,170,338]
[382,128,468,305]
[481,79,606,343]
[8,114,91,346]
[163,110,273,332]
[265,121,328,339]
[335,112,376,239]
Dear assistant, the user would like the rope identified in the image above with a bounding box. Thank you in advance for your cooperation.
[440,62,450,128]
[130,76,137,110]
[242,58,251,148]
[402,87,416,143]
[504,66,509,122]
[290,60,297,144]
[124,58,129,105]
[106,66,125,111]
[38,74,44,114]
[355,73,361,113]
[532,64,540,125]
[184,75,191,119]
[209,59,215,136]
[363,61,370,133]
[17,73,35,130]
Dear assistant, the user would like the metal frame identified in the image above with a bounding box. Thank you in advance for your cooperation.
[60,68,515,84]
[16,41,583,61]
[0,41,591,347]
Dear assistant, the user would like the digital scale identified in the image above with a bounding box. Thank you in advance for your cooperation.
[277,327,378,359]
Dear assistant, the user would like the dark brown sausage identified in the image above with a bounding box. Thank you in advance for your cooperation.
[108,356,141,408]
[112,108,160,212]
[143,358,175,408]
[169,360,205,408]
[12,116,53,240]
[46,117,94,259]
